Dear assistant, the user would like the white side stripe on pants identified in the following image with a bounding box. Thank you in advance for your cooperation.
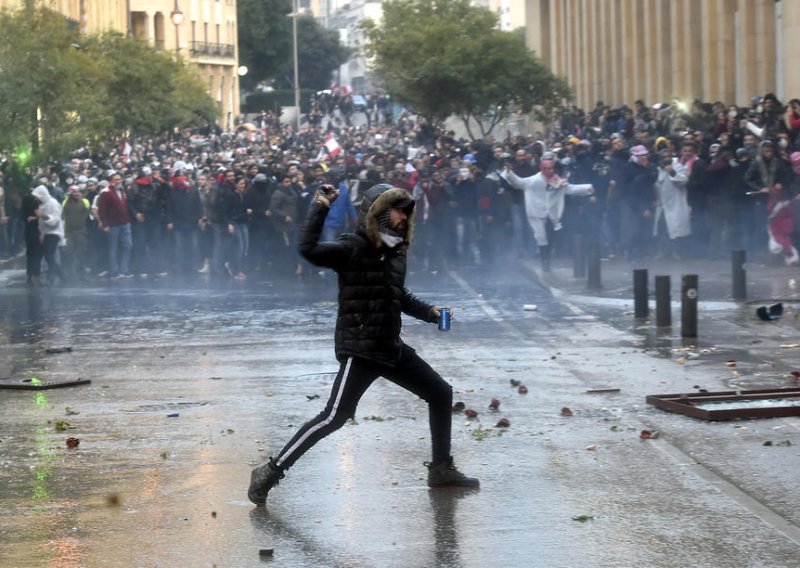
[276,356,354,468]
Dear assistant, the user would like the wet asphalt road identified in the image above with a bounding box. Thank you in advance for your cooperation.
[0,264,799,568]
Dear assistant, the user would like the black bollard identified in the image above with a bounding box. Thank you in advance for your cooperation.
[732,249,747,301]
[572,234,586,278]
[633,269,649,318]
[587,241,602,289]
[655,275,671,327]
[681,274,699,338]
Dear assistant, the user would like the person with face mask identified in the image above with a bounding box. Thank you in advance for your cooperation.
[247,183,478,507]
[502,151,595,271]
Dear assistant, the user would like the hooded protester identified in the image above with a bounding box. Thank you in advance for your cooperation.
[501,151,595,270]
[248,183,479,507]
[32,184,66,284]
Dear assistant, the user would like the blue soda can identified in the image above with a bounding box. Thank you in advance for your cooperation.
[438,308,451,331]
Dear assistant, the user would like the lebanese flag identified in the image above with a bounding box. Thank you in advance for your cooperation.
[120,140,132,162]
[323,134,341,158]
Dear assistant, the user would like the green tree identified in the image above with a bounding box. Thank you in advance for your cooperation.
[237,2,348,93]
[237,0,293,91]
[0,6,218,166]
[361,0,571,138]
[282,15,350,92]
[0,5,110,163]
[85,32,218,136]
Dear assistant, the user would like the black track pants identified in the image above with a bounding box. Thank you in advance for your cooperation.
[275,344,453,470]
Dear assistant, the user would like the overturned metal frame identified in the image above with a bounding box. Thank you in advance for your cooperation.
[0,377,91,391]
[646,387,800,421]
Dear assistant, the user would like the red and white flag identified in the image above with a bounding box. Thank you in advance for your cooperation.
[120,140,132,162]
[323,133,341,159]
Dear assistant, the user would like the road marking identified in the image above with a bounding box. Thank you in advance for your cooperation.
[652,436,800,546]
[447,271,503,321]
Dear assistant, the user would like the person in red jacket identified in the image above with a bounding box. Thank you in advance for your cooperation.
[96,172,132,279]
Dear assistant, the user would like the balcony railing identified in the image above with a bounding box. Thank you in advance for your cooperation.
[190,42,235,58]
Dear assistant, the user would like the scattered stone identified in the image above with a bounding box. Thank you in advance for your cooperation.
[572,514,595,522]
[106,494,121,507]
[585,444,597,451]
[452,401,465,412]
[518,385,528,394]
[560,407,573,417]
[640,429,659,439]
[495,418,510,428]
[259,548,274,557]
[167,413,179,418]
[54,420,72,432]
[725,360,737,367]
[464,408,478,418]
[510,379,521,387]
[211,511,217,518]
[523,304,538,311]
[66,437,80,448]
[489,398,500,410]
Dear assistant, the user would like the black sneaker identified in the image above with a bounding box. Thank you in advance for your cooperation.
[426,457,480,488]
[248,457,285,506]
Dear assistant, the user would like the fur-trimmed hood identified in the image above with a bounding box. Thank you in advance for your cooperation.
[356,183,416,248]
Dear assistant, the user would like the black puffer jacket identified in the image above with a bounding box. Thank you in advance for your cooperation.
[300,184,437,366]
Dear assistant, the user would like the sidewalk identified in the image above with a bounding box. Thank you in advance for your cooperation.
[531,253,800,307]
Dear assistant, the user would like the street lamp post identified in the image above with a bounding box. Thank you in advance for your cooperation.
[292,0,301,131]
[171,1,184,54]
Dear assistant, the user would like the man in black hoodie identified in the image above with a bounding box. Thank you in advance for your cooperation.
[248,183,479,506]
[128,166,167,277]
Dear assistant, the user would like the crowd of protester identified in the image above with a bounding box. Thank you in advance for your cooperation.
[2,90,800,286]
